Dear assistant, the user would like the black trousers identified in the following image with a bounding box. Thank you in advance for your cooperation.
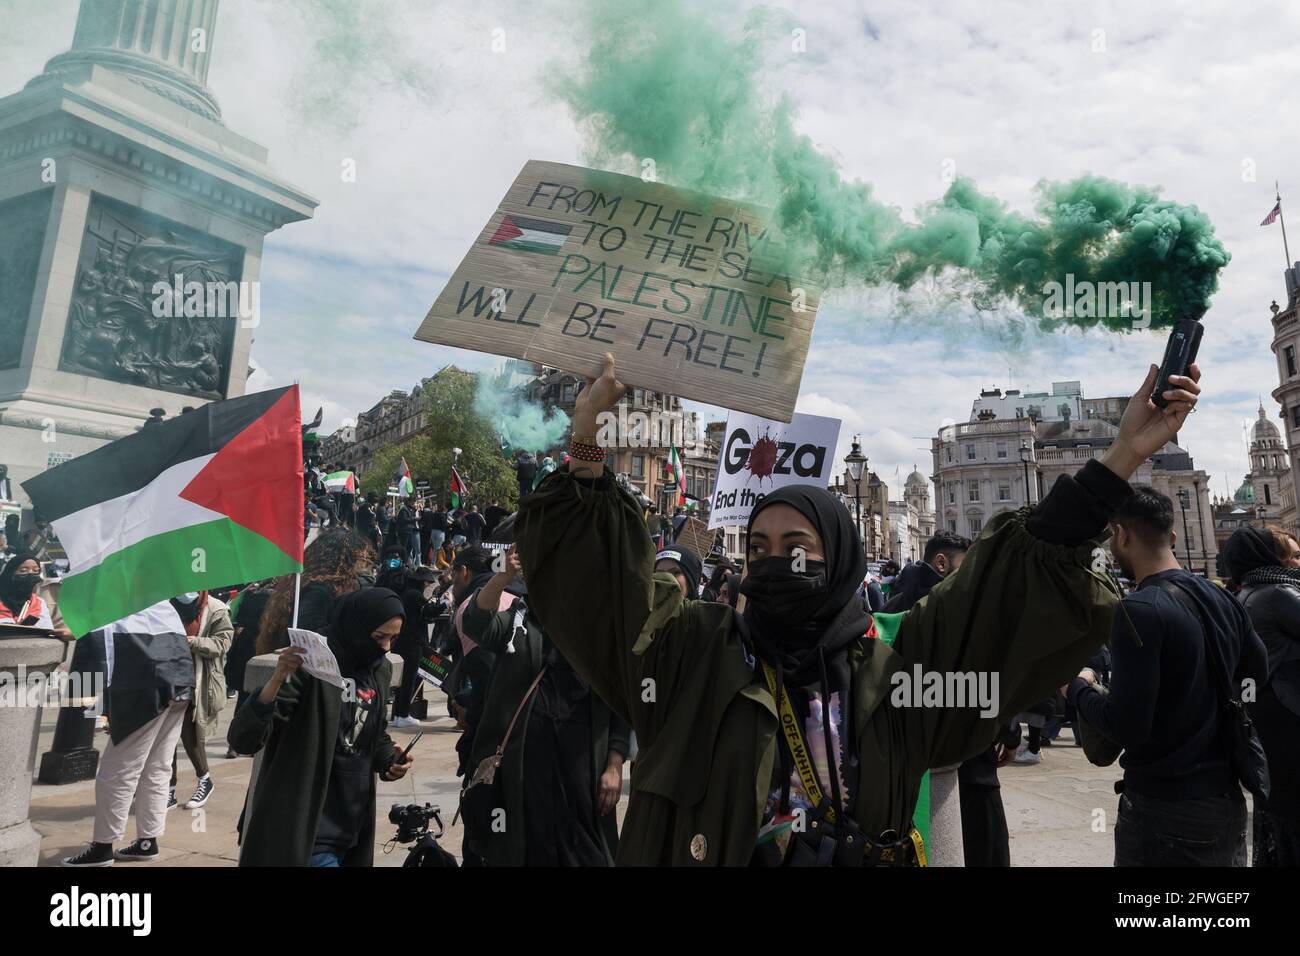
[1114,789,1247,866]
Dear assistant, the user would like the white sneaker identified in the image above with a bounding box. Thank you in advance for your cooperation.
[1013,747,1042,765]
[390,716,420,729]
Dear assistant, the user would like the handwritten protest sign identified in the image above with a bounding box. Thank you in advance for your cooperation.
[287,627,343,689]
[707,411,842,529]
[414,160,823,421]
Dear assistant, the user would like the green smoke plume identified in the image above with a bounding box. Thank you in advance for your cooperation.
[549,0,1230,329]
[473,365,570,452]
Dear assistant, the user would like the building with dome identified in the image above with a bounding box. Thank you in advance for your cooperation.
[1247,402,1292,524]
[934,380,1218,574]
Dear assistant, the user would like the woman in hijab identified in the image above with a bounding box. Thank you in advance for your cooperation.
[229,587,413,866]
[0,553,52,628]
[513,352,1199,866]
[1222,526,1300,866]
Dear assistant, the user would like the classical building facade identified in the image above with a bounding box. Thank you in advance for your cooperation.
[1269,283,1300,534]
[934,381,1217,574]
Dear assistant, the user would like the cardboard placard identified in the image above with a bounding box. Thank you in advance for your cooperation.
[414,160,822,422]
[707,410,843,529]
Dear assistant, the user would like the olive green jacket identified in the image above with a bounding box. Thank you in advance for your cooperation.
[516,470,1120,866]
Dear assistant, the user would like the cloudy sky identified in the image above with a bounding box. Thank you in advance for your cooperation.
[4,0,1297,500]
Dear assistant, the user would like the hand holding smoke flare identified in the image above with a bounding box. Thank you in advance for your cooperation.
[551,0,1230,330]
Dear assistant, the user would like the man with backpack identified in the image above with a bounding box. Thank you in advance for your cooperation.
[1068,486,1269,866]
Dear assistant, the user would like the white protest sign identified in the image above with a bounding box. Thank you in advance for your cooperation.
[287,627,343,689]
[707,411,842,529]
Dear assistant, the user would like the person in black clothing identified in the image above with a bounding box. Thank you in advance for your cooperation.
[396,498,420,563]
[1222,525,1300,865]
[229,588,413,866]
[418,504,435,563]
[442,546,500,775]
[392,566,440,726]
[464,504,487,545]
[884,532,1016,867]
[355,494,376,546]
[224,581,273,757]
[1069,486,1268,866]
[514,450,537,499]
[882,532,970,613]
[483,500,509,540]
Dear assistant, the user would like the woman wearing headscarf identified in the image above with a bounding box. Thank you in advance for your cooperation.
[514,353,1199,866]
[0,553,52,628]
[229,588,412,866]
[1222,526,1300,866]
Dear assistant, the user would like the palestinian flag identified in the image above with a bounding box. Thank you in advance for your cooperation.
[23,387,304,637]
[665,444,687,507]
[394,458,414,497]
[323,470,356,494]
[449,466,468,509]
[486,214,572,255]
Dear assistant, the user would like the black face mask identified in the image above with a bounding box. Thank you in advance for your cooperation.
[9,573,40,597]
[348,631,388,669]
[740,557,829,631]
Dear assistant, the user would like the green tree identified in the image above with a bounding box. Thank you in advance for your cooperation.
[359,369,517,510]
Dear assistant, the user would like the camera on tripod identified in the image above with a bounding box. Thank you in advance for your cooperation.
[389,802,442,843]
[386,803,457,867]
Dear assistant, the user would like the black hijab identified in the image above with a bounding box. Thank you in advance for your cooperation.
[0,552,41,608]
[1221,526,1278,580]
[327,587,405,673]
[741,485,871,683]
[655,545,702,598]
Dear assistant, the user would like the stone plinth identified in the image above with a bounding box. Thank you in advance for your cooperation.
[0,637,66,866]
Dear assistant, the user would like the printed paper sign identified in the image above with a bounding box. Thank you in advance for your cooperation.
[414,160,823,421]
[707,411,843,529]
[416,650,452,688]
[287,627,343,689]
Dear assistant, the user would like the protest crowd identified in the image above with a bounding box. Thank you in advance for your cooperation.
[3,353,1295,871]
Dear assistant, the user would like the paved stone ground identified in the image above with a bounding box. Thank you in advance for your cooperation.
[29,693,1215,867]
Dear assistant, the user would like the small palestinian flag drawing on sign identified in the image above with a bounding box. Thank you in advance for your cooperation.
[487,215,572,255]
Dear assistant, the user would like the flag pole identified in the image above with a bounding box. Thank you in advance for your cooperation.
[1278,182,1293,270]
[291,571,301,629]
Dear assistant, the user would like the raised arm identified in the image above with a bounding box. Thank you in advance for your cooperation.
[515,353,724,723]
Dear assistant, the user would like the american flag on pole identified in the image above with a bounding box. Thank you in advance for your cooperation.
[1262,201,1282,226]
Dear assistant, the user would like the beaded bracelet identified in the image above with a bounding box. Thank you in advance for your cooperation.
[569,439,606,462]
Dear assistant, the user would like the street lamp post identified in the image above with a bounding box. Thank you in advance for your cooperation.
[1193,479,1207,575]
[1177,489,1193,573]
[845,437,867,557]
[1018,442,1033,506]
[1256,504,1268,528]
